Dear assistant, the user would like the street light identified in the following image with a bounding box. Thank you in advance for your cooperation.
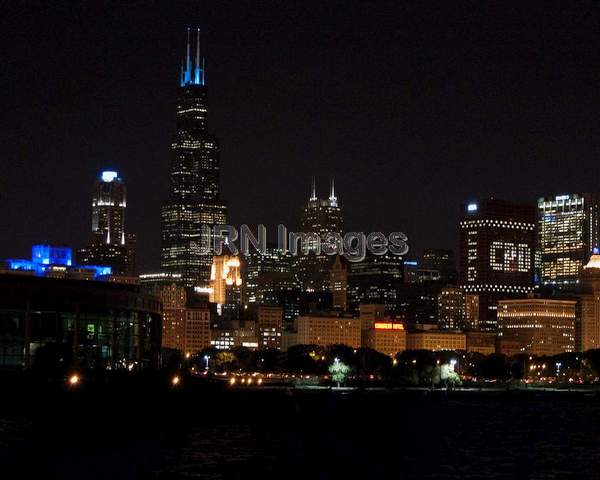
[204,355,210,370]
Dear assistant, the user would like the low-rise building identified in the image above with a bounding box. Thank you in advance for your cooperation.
[297,315,361,348]
[466,331,497,355]
[363,321,406,356]
[406,330,466,351]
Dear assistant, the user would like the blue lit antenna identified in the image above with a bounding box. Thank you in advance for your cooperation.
[181,27,205,87]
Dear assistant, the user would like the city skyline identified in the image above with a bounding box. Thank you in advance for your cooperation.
[2,2,599,272]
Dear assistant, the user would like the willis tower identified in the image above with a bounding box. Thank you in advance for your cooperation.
[161,29,227,287]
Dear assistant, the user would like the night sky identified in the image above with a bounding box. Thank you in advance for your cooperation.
[2,2,599,271]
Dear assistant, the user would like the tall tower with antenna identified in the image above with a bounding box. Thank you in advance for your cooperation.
[297,177,344,291]
[161,28,228,287]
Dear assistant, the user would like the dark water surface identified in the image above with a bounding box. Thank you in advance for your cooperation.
[2,384,600,479]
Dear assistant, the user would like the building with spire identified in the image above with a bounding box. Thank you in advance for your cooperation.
[295,177,343,292]
[161,29,227,288]
[77,170,136,276]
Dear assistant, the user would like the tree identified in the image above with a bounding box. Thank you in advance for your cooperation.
[329,358,351,388]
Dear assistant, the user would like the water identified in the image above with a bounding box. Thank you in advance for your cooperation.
[1,385,600,479]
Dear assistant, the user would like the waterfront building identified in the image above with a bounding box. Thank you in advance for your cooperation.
[405,330,466,351]
[497,298,576,356]
[0,272,161,368]
[297,314,361,348]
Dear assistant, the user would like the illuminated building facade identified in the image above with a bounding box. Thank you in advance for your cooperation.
[244,246,296,305]
[360,303,405,355]
[255,305,283,349]
[578,254,600,351]
[161,29,227,287]
[157,283,210,356]
[5,244,111,280]
[497,298,576,356]
[297,315,361,348]
[538,193,600,288]
[209,255,242,305]
[438,286,465,330]
[459,199,536,331]
[405,330,466,351]
[347,251,403,315]
[295,178,343,292]
[77,170,136,276]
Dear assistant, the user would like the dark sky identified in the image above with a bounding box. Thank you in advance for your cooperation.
[2,2,599,270]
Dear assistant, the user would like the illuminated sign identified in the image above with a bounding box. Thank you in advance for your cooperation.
[489,241,530,273]
[374,322,405,330]
[467,203,478,212]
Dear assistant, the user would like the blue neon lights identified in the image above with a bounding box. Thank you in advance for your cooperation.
[467,203,478,212]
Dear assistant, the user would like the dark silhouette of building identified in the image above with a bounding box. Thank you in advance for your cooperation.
[422,248,457,284]
[0,272,161,369]
[161,29,227,287]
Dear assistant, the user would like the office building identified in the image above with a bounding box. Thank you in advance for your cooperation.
[497,298,576,356]
[406,330,466,351]
[77,170,136,276]
[578,253,600,351]
[330,255,348,310]
[422,248,457,284]
[347,251,403,314]
[538,193,600,288]
[459,199,536,331]
[295,178,343,292]
[158,283,210,356]
[297,315,361,348]
[244,245,297,305]
[161,29,227,287]
[438,286,465,330]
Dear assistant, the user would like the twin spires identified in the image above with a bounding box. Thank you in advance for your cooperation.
[180,27,205,87]
[309,177,338,206]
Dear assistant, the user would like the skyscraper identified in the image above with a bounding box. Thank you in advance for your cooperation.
[459,199,536,331]
[538,193,600,288]
[295,178,343,291]
[161,29,227,288]
[77,170,136,276]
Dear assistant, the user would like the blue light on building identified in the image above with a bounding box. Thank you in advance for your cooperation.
[467,203,478,212]
[101,171,118,183]
[31,244,72,266]
[5,244,110,279]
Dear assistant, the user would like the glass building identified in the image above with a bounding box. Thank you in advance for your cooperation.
[538,193,600,288]
[0,272,161,369]
[161,29,227,287]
